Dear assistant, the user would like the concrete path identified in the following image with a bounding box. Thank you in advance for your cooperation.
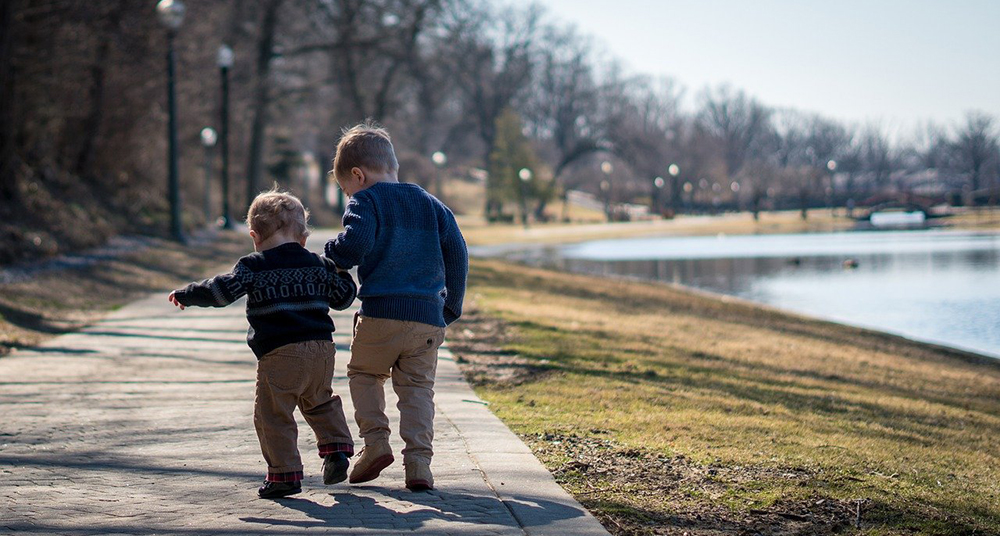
[0,252,610,535]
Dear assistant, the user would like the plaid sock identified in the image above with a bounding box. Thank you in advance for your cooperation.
[318,442,354,457]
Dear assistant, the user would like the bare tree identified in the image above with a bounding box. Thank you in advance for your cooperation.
[522,24,603,219]
[297,0,441,123]
[860,122,898,195]
[524,26,601,174]
[601,73,684,217]
[804,115,848,216]
[908,122,946,169]
[244,0,283,210]
[401,0,460,157]
[449,2,540,165]
[698,85,772,218]
[833,126,864,213]
[770,110,810,218]
[952,111,999,203]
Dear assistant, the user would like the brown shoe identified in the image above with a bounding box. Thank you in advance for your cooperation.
[348,440,394,484]
[404,460,434,491]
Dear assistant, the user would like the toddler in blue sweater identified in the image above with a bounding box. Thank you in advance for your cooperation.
[325,121,468,491]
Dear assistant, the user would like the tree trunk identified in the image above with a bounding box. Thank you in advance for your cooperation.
[73,3,126,177]
[0,0,17,201]
[245,0,282,211]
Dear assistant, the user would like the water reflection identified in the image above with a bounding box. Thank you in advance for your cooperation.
[511,231,1000,359]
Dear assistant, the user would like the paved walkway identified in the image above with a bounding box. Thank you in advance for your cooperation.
[0,245,609,535]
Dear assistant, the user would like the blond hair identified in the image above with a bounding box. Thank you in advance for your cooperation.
[332,119,399,181]
[245,187,310,241]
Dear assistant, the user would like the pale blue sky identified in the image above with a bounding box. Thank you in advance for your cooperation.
[523,0,1000,134]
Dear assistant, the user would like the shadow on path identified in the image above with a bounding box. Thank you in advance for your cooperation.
[0,453,259,480]
[79,330,248,345]
[238,487,586,531]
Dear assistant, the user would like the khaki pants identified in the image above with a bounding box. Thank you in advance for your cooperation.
[254,340,354,476]
[348,315,446,465]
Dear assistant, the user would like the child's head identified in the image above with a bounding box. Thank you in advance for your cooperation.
[331,120,399,195]
[245,188,310,247]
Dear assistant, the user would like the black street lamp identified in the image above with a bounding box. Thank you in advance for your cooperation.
[217,44,234,229]
[601,161,613,221]
[200,127,217,222]
[431,151,446,199]
[667,163,680,213]
[653,176,665,217]
[518,167,532,228]
[157,0,186,242]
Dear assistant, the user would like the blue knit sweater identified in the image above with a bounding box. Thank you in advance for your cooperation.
[324,181,468,327]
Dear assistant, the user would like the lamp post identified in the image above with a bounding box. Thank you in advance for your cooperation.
[200,127,217,223]
[431,151,446,198]
[667,163,680,213]
[826,159,837,212]
[653,176,665,217]
[302,152,319,210]
[518,167,532,228]
[157,0,186,242]
[217,44,234,228]
[601,161,613,221]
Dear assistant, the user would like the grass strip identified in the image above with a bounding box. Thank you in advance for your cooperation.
[449,258,1000,535]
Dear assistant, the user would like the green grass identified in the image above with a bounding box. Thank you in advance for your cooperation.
[453,258,1000,535]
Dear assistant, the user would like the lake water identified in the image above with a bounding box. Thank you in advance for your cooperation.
[482,230,1000,359]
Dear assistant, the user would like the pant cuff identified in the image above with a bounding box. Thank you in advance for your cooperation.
[318,442,355,457]
[403,454,432,465]
[266,470,303,483]
[361,433,390,445]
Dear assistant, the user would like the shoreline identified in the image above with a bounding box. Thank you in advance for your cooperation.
[608,268,1000,366]
[467,223,1000,366]
[477,253,1000,368]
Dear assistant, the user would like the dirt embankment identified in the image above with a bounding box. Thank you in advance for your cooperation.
[0,229,250,357]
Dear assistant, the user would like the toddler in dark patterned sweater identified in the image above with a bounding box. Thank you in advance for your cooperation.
[169,189,357,499]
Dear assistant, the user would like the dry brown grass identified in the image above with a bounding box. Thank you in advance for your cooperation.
[450,258,1000,535]
[938,207,1000,230]
[0,230,250,356]
[459,209,856,247]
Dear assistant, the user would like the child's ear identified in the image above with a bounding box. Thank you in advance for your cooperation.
[352,166,366,185]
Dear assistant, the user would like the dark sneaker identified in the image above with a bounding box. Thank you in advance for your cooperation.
[323,452,350,485]
[258,480,301,499]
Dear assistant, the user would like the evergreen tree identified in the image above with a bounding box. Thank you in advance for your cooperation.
[487,108,546,222]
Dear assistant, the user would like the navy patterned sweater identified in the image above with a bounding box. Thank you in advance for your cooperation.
[172,242,357,358]
[325,181,468,327]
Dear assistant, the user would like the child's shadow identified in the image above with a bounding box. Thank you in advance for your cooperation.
[240,486,580,531]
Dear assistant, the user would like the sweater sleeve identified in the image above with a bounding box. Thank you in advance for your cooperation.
[439,208,468,325]
[324,259,358,311]
[172,260,253,308]
[325,192,377,269]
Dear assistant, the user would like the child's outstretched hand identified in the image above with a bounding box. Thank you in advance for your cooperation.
[168,291,186,310]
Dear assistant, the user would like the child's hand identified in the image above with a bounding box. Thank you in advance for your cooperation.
[168,291,186,310]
